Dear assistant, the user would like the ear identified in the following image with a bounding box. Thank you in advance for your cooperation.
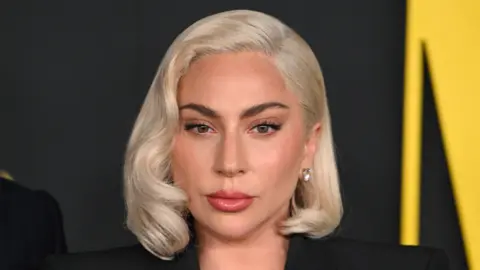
[302,122,322,168]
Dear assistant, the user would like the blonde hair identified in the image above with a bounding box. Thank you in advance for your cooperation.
[124,9,343,259]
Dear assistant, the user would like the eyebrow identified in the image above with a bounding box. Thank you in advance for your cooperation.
[178,102,289,119]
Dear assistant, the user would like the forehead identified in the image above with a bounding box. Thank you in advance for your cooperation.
[177,52,297,110]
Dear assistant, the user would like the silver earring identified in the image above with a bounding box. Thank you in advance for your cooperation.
[302,168,312,182]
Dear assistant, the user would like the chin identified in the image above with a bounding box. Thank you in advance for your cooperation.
[198,212,262,241]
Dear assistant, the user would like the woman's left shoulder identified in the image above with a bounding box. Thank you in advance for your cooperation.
[307,236,449,270]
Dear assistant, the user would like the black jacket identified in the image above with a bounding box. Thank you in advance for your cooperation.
[0,178,67,270]
[40,234,449,270]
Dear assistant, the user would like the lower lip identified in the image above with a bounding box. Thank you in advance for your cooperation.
[207,197,254,212]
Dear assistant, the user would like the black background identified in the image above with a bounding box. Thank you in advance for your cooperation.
[2,1,464,269]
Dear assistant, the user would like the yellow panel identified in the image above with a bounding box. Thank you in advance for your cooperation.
[402,0,480,268]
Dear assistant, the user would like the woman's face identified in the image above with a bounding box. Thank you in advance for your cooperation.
[172,51,320,241]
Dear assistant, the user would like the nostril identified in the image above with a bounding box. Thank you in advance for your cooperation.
[216,168,245,177]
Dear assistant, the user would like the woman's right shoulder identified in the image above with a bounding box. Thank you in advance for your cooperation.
[40,244,165,270]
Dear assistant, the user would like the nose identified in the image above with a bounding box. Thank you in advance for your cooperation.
[213,131,247,178]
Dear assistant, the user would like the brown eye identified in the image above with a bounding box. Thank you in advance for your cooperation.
[255,125,272,134]
[184,123,215,134]
[250,122,282,135]
[196,125,211,133]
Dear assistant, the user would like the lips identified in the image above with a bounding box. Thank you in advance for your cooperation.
[206,190,254,212]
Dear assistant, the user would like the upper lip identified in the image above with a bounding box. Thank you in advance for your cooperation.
[207,190,253,199]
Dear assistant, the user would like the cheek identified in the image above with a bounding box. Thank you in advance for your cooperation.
[171,135,214,189]
[247,133,305,190]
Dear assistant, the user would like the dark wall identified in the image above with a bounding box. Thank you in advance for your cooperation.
[2,0,406,253]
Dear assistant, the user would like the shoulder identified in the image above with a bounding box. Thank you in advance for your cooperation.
[39,244,165,270]
[0,177,30,195]
[5,183,62,224]
[1,178,58,208]
[1,179,67,267]
[309,237,449,270]
[1,179,62,226]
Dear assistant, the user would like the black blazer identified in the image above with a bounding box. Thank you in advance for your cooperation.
[40,234,449,270]
[0,178,67,270]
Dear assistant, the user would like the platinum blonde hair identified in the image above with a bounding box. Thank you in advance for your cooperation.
[124,9,343,259]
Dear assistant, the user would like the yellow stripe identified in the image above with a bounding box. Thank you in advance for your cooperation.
[400,0,422,245]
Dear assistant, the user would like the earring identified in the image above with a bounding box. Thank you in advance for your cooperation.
[302,168,312,182]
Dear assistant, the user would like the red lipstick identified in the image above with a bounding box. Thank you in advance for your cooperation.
[206,190,254,212]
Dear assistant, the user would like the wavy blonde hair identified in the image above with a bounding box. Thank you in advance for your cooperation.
[124,9,343,259]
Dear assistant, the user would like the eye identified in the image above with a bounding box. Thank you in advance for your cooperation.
[250,122,282,135]
[184,123,215,134]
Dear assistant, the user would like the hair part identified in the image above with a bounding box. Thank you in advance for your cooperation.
[124,9,343,259]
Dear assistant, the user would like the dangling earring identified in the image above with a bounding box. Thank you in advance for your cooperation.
[302,168,312,182]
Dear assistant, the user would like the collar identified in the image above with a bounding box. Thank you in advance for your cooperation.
[163,215,337,270]
[169,233,338,270]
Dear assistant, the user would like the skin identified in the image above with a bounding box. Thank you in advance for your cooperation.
[171,51,321,270]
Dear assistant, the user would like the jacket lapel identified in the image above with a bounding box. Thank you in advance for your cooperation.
[285,234,338,270]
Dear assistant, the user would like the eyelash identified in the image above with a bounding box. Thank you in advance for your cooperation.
[251,121,282,134]
[183,120,282,135]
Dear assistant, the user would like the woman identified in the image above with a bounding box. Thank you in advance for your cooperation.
[42,9,448,270]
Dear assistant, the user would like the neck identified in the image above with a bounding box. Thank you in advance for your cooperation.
[194,220,289,270]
